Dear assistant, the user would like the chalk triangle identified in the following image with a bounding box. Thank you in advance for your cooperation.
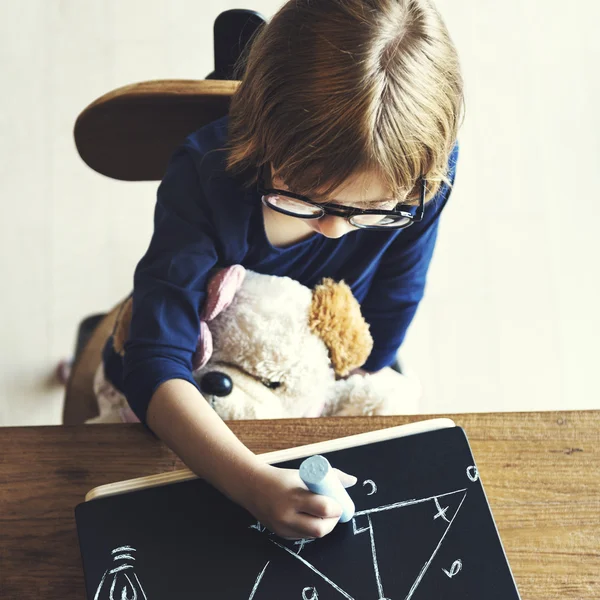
[365,489,468,600]
[247,489,467,600]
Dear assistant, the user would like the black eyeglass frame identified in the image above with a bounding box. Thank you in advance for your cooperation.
[257,166,426,230]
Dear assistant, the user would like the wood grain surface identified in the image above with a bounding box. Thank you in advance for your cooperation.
[74,79,237,181]
[0,411,598,598]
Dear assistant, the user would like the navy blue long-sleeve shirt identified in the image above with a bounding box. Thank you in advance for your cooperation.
[104,116,458,423]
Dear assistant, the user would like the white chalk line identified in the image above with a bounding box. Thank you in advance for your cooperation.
[122,572,138,600]
[294,538,316,554]
[404,491,468,600]
[270,539,354,600]
[112,554,135,562]
[109,564,134,575]
[109,573,118,600]
[352,516,370,535]
[467,466,479,482]
[363,480,378,495]
[442,559,463,578]
[433,497,450,523]
[354,488,468,517]
[109,572,137,600]
[248,561,270,600]
[112,546,136,554]
[367,515,385,599]
[133,573,148,600]
[93,570,109,600]
[302,586,319,600]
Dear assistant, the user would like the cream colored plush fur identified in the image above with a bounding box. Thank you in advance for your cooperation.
[193,271,421,420]
[90,270,421,423]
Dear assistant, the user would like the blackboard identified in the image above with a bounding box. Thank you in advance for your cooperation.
[75,426,521,599]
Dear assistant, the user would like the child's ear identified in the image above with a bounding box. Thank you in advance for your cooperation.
[308,278,373,377]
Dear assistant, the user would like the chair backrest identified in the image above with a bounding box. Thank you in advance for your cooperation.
[74,79,238,181]
[74,9,266,182]
[207,9,266,80]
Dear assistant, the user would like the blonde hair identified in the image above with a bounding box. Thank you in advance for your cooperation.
[225,0,464,204]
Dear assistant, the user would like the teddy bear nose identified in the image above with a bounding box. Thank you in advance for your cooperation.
[199,371,233,397]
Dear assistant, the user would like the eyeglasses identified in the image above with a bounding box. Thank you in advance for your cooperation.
[257,166,426,230]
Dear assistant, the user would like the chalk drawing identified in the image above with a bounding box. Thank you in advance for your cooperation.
[94,547,148,600]
[442,559,463,578]
[467,466,479,482]
[363,480,378,495]
[247,561,270,600]
[248,488,468,599]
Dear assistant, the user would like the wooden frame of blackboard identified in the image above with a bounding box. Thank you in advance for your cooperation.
[84,418,455,502]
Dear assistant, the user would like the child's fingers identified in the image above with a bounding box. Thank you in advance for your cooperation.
[333,468,358,488]
[292,512,339,539]
[299,492,343,519]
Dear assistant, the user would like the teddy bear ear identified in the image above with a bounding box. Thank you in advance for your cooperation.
[308,278,374,377]
[192,321,213,373]
[201,265,247,321]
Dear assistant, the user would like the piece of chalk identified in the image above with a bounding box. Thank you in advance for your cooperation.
[299,455,355,523]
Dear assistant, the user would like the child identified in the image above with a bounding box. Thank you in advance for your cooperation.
[102,0,463,540]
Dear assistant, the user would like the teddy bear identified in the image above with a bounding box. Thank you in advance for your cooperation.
[89,266,421,423]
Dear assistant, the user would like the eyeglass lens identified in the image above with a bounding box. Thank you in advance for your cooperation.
[263,193,412,228]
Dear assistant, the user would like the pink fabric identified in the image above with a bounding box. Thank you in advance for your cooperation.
[192,321,213,372]
[192,265,246,368]
[201,265,246,321]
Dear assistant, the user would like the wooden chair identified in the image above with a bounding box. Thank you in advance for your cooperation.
[62,10,265,424]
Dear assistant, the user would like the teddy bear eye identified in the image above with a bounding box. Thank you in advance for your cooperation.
[261,379,281,389]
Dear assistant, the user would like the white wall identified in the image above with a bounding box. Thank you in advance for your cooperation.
[1,0,598,425]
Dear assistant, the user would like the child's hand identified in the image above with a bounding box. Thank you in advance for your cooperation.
[243,464,357,540]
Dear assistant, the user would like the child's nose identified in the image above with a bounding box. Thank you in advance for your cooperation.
[318,216,355,238]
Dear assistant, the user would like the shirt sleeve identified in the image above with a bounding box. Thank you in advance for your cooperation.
[122,146,219,423]
[360,143,459,372]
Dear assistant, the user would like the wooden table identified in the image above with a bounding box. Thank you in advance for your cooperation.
[1,411,598,598]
